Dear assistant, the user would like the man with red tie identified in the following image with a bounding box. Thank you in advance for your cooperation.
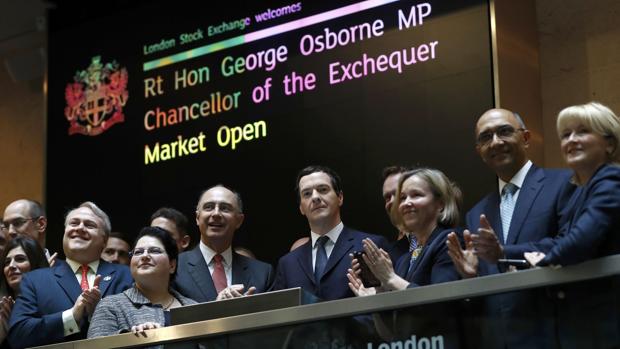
[8,201,132,349]
[174,185,273,302]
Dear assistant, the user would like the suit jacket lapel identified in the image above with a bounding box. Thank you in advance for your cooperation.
[321,227,354,281]
[96,260,117,296]
[395,253,410,277]
[187,247,217,301]
[405,228,440,280]
[296,243,315,286]
[507,166,543,244]
[231,253,250,286]
[483,192,503,244]
[54,260,82,302]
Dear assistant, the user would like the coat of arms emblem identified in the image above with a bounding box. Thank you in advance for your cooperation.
[64,56,129,136]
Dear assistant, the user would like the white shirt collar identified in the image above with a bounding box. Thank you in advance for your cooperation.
[66,258,100,274]
[498,160,532,195]
[310,221,344,248]
[199,241,233,266]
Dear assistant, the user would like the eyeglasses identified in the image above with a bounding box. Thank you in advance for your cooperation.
[1,217,38,230]
[476,125,524,145]
[130,247,165,258]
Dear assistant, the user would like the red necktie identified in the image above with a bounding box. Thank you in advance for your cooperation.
[80,265,89,291]
[212,254,227,293]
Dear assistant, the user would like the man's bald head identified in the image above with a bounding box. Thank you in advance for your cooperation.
[475,108,531,181]
[3,199,47,247]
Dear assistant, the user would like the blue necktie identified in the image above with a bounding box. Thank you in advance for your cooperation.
[500,183,518,243]
[314,236,329,284]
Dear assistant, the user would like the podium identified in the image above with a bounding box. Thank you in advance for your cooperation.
[170,287,302,325]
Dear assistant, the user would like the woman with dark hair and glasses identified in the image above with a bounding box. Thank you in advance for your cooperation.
[87,227,196,338]
[0,236,49,347]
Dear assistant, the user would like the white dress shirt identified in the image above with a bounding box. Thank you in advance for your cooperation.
[498,160,532,203]
[199,241,233,288]
[310,221,344,272]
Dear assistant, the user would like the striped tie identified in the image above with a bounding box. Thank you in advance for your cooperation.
[500,183,518,243]
[408,234,421,271]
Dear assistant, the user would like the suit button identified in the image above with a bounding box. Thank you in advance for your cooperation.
[557,291,565,299]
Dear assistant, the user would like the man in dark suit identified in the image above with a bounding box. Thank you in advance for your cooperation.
[272,165,388,301]
[8,201,132,349]
[447,108,574,349]
[174,185,273,302]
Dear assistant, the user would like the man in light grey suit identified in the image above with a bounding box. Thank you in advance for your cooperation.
[174,185,273,302]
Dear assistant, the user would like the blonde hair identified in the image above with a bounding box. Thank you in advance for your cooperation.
[390,168,462,229]
[557,102,620,164]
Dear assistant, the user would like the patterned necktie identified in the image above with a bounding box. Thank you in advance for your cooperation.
[408,235,422,271]
[80,265,89,291]
[212,254,227,293]
[408,234,418,252]
[314,236,329,285]
[500,183,518,243]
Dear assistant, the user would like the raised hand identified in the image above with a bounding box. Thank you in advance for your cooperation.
[82,275,102,318]
[0,297,14,342]
[362,239,409,291]
[446,230,478,278]
[471,215,504,263]
[73,275,102,321]
[361,238,395,284]
[48,252,58,267]
[347,268,376,297]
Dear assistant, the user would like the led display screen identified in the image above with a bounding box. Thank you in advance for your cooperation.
[47,0,494,263]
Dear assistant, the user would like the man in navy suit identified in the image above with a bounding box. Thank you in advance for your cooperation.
[448,108,575,349]
[174,185,273,302]
[272,165,388,301]
[464,108,574,267]
[8,201,132,349]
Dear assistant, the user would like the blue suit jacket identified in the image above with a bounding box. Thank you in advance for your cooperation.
[468,165,574,264]
[395,227,460,288]
[539,164,620,265]
[271,226,388,301]
[174,247,274,302]
[8,259,132,349]
[528,164,620,349]
[466,165,574,349]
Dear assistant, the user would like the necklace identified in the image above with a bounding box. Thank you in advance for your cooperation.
[162,296,176,310]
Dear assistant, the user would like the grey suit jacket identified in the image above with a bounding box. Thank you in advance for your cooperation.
[87,286,196,338]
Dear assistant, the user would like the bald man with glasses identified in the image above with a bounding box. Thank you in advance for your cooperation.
[2,199,57,264]
[447,108,576,349]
